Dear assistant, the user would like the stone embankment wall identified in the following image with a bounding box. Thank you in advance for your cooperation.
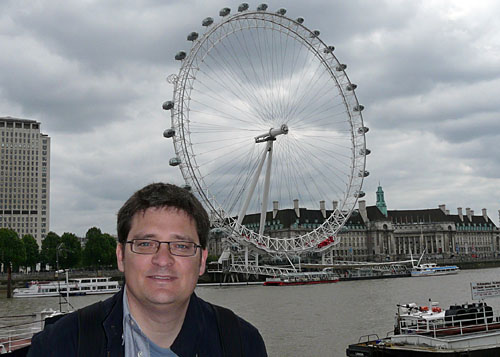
[455,260,500,270]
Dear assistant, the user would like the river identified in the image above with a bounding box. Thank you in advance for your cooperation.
[2,267,500,356]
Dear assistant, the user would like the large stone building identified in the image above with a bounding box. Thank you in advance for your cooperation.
[334,186,499,262]
[209,186,500,262]
[0,116,50,246]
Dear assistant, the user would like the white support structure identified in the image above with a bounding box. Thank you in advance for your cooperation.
[236,144,269,227]
[230,263,296,276]
[259,141,273,236]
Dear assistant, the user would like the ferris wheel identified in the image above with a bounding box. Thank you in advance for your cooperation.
[164,4,369,255]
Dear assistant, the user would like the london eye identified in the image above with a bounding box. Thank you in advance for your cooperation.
[164,4,369,256]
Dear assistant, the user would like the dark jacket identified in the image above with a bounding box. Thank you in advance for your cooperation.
[28,289,267,356]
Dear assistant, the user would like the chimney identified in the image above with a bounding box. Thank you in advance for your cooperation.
[458,207,463,221]
[359,200,368,223]
[466,207,472,221]
[273,201,279,219]
[293,199,300,218]
[439,204,446,213]
[332,201,338,211]
[320,200,326,219]
[482,208,488,222]
[471,210,474,218]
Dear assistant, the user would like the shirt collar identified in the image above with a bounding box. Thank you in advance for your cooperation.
[122,286,150,355]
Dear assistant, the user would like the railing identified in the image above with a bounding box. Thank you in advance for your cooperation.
[398,307,499,338]
[357,334,379,343]
[0,324,40,354]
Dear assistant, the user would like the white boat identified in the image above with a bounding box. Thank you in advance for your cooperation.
[411,262,460,277]
[410,249,459,277]
[13,277,120,298]
[347,299,500,356]
[3,275,120,353]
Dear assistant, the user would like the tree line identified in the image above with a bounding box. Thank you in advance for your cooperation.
[0,227,117,273]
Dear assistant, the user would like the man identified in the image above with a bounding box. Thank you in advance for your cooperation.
[29,183,267,356]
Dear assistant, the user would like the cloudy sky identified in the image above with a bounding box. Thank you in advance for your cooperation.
[1,0,499,237]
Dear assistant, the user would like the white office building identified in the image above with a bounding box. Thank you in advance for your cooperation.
[0,116,50,246]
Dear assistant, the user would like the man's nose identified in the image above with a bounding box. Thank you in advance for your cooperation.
[151,243,175,266]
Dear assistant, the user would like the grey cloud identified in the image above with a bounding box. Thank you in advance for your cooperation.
[1,0,499,236]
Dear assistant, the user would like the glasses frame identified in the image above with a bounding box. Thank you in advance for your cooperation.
[126,239,202,257]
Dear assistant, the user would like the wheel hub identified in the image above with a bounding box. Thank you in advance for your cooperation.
[254,124,289,143]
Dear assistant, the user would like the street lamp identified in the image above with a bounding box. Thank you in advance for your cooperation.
[55,243,72,312]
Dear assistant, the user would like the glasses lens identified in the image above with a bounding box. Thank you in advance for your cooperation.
[170,242,196,256]
[132,239,158,254]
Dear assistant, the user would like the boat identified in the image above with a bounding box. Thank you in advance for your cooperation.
[0,308,63,354]
[263,270,340,286]
[346,299,500,356]
[411,262,460,277]
[2,273,120,354]
[13,277,120,298]
[410,249,459,277]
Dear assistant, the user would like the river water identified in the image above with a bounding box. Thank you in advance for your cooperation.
[2,267,500,356]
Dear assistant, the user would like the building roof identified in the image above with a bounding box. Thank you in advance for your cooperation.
[241,208,332,227]
[0,116,38,124]
[238,205,498,229]
[369,207,497,227]
[387,208,448,224]
[366,206,388,221]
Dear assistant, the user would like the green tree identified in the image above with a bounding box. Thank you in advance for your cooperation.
[40,231,61,269]
[101,233,117,268]
[0,228,26,298]
[22,234,39,270]
[83,227,117,268]
[59,232,82,269]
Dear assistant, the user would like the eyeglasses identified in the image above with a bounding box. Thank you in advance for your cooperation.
[126,239,202,257]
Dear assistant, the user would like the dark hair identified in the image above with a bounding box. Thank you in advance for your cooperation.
[117,183,210,248]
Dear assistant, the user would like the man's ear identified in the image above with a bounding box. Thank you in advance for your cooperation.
[116,243,125,273]
[199,248,208,276]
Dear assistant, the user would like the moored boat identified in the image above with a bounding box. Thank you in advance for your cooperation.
[346,299,500,356]
[264,271,340,286]
[411,262,460,277]
[13,277,120,298]
[410,249,459,277]
[3,275,120,353]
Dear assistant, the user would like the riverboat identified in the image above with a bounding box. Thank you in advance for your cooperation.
[13,277,120,298]
[410,249,459,277]
[411,262,460,277]
[264,271,340,286]
[346,300,500,356]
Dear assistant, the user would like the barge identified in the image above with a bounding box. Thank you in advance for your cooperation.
[346,300,500,356]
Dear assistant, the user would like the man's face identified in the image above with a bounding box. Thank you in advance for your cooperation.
[116,206,207,311]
